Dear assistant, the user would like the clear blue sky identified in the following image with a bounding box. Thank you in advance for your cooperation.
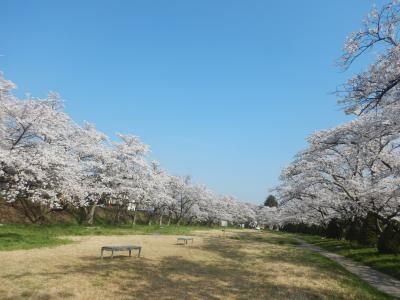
[1,0,384,204]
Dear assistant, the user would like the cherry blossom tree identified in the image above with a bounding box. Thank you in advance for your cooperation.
[0,71,257,226]
[338,1,400,114]
[146,162,174,225]
[275,2,400,236]
[277,104,400,231]
[0,75,85,222]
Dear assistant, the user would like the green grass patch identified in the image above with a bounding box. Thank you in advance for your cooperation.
[0,230,71,251]
[0,224,206,251]
[243,232,391,299]
[294,248,391,299]
[231,232,300,245]
[293,233,400,281]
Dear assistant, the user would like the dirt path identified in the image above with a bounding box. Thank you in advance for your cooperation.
[295,238,400,299]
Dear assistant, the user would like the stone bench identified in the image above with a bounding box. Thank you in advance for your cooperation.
[177,237,194,245]
[100,245,142,259]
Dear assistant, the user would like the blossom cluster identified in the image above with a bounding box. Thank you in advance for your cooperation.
[0,73,258,225]
[274,1,400,228]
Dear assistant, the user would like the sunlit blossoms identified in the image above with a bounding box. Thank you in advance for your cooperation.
[273,1,400,253]
[0,72,258,225]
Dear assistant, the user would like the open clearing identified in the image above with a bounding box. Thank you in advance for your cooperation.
[0,230,390,300]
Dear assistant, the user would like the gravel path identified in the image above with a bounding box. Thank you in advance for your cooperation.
[295,238,400,299]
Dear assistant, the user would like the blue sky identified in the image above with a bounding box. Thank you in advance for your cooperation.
[1,0,384,204]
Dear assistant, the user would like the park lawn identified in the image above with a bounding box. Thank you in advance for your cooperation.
[293,233,400,281]
[0,224,200,251]
[0,230,391,299]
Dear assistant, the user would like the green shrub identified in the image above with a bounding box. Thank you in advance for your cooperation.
[358,213,379,246]
[378,222,400,254]
[345,219,362,242]
[326,218,343,240]
[281,223,325,235]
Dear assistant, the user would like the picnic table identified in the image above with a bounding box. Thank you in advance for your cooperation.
[177,237,194,245]
[100,245,142,259]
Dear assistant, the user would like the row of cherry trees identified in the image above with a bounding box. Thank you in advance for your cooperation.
[0,73,259,225]
[270,1,400,251]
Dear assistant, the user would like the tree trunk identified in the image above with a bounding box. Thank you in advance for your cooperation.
[114,206,121,225]
[87,202,98,225]
[18,198,46,224]
[18,198,37,223]
[133,210,137,225]
[376,217,383,234]
[159,214,163,226]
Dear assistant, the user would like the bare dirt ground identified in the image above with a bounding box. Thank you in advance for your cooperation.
[0,230,388,299]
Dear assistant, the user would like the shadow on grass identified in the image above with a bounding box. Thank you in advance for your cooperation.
[229,232,300,246]
[2,232,391,300]
[298,234,400,280]
[47,255,329,299]
[0,233,23,241]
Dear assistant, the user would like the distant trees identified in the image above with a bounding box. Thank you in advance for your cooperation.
[0,72,259,226]
[264,195,278,207]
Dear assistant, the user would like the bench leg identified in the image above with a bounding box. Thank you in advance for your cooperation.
[138,248,141,257]
[129,249,132,257]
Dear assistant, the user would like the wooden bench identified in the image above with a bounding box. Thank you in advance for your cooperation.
[177,237,194,245]
[100,245,142,259]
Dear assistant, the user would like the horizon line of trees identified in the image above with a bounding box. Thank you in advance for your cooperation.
[0,72,269,227]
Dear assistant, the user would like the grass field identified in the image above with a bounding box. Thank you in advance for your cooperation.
[0,224,198,251]
[0,228,391,299]
[293,233,400,281]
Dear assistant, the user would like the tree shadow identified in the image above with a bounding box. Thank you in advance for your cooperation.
[0,233,23,241]
[48,254,327,299]
[1,232,390,299]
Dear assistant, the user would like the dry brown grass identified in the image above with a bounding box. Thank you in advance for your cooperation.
[0,230,388,299]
